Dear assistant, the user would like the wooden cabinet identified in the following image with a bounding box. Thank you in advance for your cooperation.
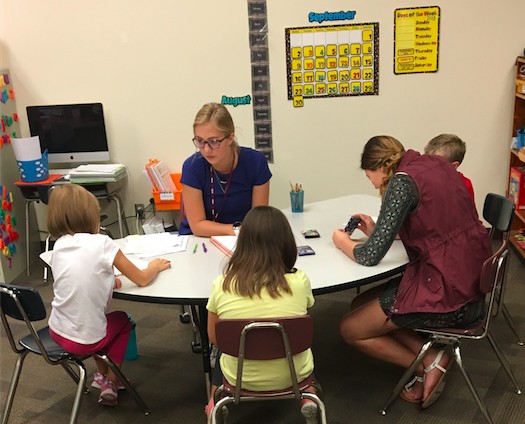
[508,57,525,259]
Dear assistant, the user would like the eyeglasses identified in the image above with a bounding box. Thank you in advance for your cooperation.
[192,135,228,149]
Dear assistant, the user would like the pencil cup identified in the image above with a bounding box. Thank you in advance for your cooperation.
[290,190,304,213]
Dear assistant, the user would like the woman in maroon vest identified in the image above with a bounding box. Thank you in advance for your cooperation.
[332,135,492,408]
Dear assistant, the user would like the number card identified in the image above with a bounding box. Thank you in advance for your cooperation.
[285,23,379,104]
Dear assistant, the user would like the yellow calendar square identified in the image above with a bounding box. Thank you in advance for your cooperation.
[304,71,314,83]
[327,58,337,69]
[363,68,373,80]
[315,58,326,69]
[315,46,325,57]
[363,55,373,67]
[315,71,326,82]
[339,44,349,56]
[339,56,349,68]
[351,82,362,93]
[327,44,337,56]
[350,44,361,55]
[292,59,302,71]
[303,46,314,57]
[362,30,373,41]
[339,70,350,81]
[327,83,337,94]
[293,96,304,107]
[363,81,374,93]
[339,82,350,94]
[351,68,361,80]
[315,83,326,95]
[293,85,303,96]
[291,47,302,59]
[304,84,314,95]
[304,59,315,70]
[363,43,373,54]
[351,56,361,68]
[327,70,338,82]
[292,72,303,84]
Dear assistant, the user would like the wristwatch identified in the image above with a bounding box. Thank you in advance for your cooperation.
[233,221,241,236]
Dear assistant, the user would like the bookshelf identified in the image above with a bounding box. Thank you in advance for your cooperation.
[508,57,525,260]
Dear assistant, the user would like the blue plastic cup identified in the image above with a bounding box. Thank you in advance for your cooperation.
[517,128,525,150]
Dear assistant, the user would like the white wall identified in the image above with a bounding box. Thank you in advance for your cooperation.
[1,0,525,223]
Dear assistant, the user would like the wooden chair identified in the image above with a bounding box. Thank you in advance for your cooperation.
[379,193,522,424]
[0,283,150,424]
[209,315,327,424]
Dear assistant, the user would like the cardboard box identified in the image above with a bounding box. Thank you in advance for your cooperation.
[509,166,525,210]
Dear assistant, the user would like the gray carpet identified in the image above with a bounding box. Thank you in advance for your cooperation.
[1,251,524,423]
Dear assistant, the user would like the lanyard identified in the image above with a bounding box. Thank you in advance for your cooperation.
[209,165,234,221]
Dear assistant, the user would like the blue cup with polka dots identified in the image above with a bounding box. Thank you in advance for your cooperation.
[17,150,48,182]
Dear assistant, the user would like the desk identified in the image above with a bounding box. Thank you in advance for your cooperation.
[15,175,130,276]
[113,194,409,394]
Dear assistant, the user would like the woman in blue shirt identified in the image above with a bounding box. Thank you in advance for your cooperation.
[179,103,272,236]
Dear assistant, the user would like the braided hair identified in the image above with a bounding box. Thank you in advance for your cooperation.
[360,136,405,196]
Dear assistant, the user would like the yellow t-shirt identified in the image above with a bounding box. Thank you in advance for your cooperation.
[206,268,315,391]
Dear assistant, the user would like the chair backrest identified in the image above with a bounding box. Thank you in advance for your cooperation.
[0,284,50,356]
[0,284,47,321]
[215,315,313,360]
[483,193,515,237]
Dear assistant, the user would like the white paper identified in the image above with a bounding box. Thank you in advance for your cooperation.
[11,136,42,161]
[122,233,189,258]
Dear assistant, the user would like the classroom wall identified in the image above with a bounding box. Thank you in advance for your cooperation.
[1,0,525,227]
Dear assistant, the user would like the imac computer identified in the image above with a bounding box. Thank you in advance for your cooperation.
[26,103,110,166]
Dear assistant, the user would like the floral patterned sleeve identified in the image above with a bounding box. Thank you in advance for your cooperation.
[353,173,419,266]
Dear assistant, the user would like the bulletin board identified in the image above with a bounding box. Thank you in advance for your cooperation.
[285,23,379,106]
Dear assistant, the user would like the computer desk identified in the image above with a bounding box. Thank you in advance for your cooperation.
[15,174,130,277]
[113,194,409,396]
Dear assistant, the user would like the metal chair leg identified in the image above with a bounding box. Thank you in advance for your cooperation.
[68,361,87,424]
[2,351,29,424]
[97,353,151,415]
[501,304,524,346]
[302,392,328,424]
[487,331,522,394]
[379,338,434,415]
[452,344,494,424]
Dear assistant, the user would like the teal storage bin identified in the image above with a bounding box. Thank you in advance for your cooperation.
[125,314,138,361]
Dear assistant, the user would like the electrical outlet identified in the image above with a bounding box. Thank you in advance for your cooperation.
[134,203,145,219]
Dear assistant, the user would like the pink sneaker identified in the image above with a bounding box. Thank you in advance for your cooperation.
[98,380,118,406]
[91,373,126,391]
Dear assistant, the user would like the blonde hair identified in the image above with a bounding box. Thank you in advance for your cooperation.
[47,185,101,237]
[193,102,239,149]
[425,134,466,164]
[360,135,406,195]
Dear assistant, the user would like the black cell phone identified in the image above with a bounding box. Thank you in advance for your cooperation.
[302,229,320,238]
[344,217,361,235]
[297,245,315,256]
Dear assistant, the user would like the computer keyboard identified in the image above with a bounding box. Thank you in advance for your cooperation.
[49,168,75,175]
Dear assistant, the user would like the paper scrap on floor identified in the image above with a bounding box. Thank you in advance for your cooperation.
[123,233,189,257]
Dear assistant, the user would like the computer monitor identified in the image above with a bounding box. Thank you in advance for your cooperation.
[26,103,110,166]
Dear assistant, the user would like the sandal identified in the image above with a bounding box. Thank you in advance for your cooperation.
[399,374,423,403]
[421,350,455,409]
